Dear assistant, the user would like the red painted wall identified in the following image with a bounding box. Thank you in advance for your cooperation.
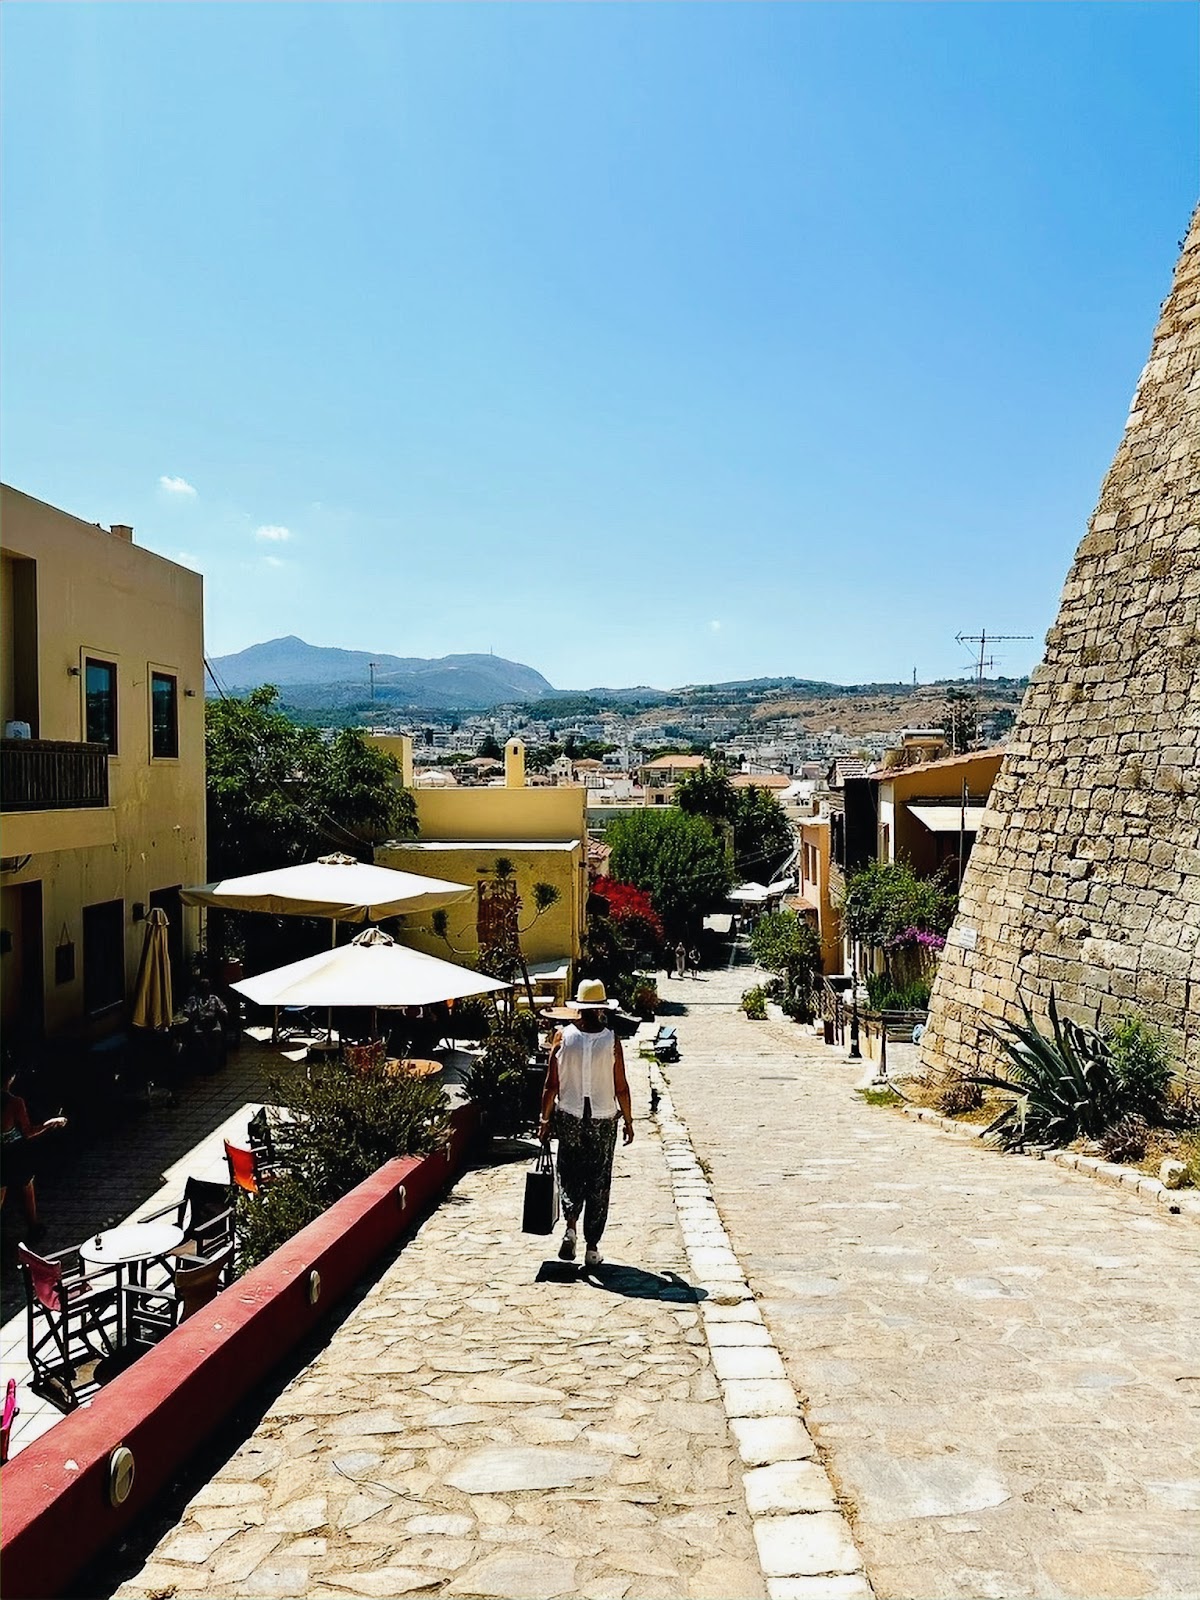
[1,1107,478,1600]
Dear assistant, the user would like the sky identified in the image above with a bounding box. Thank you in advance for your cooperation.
[2,3,1196,692]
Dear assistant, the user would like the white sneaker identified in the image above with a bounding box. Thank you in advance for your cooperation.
[558,1229,577,1261]
[584,1246,602,1268]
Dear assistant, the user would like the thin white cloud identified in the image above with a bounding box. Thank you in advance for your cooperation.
[159,474,197,497]
[175,550,203,571]
[710,620,722,632]
[261,554,287,569]
[255,524,291,543]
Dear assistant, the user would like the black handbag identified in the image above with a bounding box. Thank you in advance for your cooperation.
[522,1143,560,1235]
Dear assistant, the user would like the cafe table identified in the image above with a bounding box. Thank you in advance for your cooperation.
[82,1221,186,1347]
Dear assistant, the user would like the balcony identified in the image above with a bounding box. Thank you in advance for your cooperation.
[2,739,109,811]
[1,740,115,857]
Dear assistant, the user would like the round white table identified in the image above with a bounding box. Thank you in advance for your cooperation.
[81,1222,185,1270]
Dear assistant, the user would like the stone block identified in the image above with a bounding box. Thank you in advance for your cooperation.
[753,1513,863,1577]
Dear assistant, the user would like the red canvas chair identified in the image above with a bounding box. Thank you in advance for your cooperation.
[1,1380,18,1465]
[224,1139,285,1195]
[16,1245,120,1406]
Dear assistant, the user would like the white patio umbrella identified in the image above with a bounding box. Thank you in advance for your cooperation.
[232,927,509,1010]
[180,853,474,923]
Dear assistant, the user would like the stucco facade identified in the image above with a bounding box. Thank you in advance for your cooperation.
[1,486,206,1040]
[378,772,587,975]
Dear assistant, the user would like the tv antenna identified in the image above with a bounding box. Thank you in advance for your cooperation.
[955,629,1034,689]
[955,628,1034,746]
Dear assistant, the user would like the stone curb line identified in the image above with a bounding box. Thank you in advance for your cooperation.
[649,1062,875,1600]
[900,1105,1200,1224]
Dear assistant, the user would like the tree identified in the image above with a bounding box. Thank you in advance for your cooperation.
[943,686,975,754]
[676,761,793,880]
[607,810,733,939]
[477,733,503,760]
[750,910,822,1019]
[206,685,415,880]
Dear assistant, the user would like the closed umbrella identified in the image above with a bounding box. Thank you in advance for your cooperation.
[132,907,173,1030]
[232,927,509,1010]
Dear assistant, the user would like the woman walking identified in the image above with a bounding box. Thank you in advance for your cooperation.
[538,980,634,1268]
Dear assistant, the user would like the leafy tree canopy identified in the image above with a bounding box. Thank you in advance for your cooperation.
[206,684,416,879]
[476,733,503,760]
[676,761,794,880]
[606,809,733,938]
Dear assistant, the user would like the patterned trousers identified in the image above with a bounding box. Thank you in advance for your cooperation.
[555,1108,619,1246]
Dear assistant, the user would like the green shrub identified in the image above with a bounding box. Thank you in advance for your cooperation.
[1100,1112,1150,1163]
[1106,1015,1174,1121]
[237,1058,449,1271]
[865,975,932,1011]
[740,985,767,1020]
[780,990,815,1023]
[938,1074,983,1116]
[466,1012,540,1138]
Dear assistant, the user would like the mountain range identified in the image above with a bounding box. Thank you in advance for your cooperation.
[209,636,555,710]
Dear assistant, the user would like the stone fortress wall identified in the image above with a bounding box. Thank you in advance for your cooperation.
[922,207,1200,1081]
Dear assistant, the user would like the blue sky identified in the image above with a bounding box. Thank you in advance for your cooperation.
[3,3,1196,691]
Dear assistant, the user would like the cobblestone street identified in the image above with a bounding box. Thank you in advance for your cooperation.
[659,960,1200,1600]
[106,1051,771,1600]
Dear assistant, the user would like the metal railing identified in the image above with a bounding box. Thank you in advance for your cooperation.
[1,739,109,812]
[819,978,846,1046]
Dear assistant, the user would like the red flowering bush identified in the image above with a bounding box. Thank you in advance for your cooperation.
[590,877,664,948]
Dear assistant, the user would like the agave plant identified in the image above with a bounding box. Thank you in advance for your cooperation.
[969,990,1121,1149]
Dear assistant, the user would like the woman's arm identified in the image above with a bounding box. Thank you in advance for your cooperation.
[14,1096,65,1140]
[537,1035,562,1143]
[613,1038,634,1144]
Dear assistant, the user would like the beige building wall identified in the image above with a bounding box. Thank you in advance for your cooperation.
[365,732,414,788]
[1,486,206,1040]
[797,815,840,977]
[377,781,588,974]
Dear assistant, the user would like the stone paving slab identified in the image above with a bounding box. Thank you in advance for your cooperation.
[109,1056,770,1600]
[656,960,1200,1600]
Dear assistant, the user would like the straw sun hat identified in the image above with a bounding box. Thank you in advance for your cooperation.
[544,979,617,1021]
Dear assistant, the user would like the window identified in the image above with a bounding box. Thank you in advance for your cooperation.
[83,900,125,1016]
[85,659,118,752]
[151,672,179,758]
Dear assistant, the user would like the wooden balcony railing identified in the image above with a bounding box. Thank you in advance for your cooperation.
[1,739,109,812]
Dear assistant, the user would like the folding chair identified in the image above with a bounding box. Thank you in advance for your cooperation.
[1,1379,18,1465]
[123,1246,233,1351]
[224,1139,285,1196]
[140,1176,235,1282]
[16,1245,121,1407]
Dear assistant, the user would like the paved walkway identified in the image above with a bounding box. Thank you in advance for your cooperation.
[658,958,1200,1600]
[107,1052,773,1600]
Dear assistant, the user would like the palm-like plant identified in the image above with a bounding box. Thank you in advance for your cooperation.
[970,990,1121,1149]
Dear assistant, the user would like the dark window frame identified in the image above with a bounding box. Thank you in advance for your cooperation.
[83,899,125,1017]
[150,670,179,759]
[84,657,118,754]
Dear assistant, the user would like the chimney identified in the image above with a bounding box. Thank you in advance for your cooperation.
[109,524,134,543]
[505,737,526,789]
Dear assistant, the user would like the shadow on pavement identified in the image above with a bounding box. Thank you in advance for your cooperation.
[535,1260,708,1302]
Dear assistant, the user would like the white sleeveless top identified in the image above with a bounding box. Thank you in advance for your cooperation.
[556,1024,618,1119]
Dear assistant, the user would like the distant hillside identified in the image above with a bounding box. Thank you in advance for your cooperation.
[209,636,556,710]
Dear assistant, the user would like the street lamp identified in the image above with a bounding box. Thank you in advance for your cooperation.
[848,935,861,1059]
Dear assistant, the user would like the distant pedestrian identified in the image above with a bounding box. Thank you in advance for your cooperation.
[674,942,687,978]
[538,980,634,1269]
[1,1073,67,1237]
[688,947,701,978]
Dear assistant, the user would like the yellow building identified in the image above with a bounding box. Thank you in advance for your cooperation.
[378,740,586,995]
[796,814,841,977]
[873,748,1004,881]
[1,486,205,1041]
